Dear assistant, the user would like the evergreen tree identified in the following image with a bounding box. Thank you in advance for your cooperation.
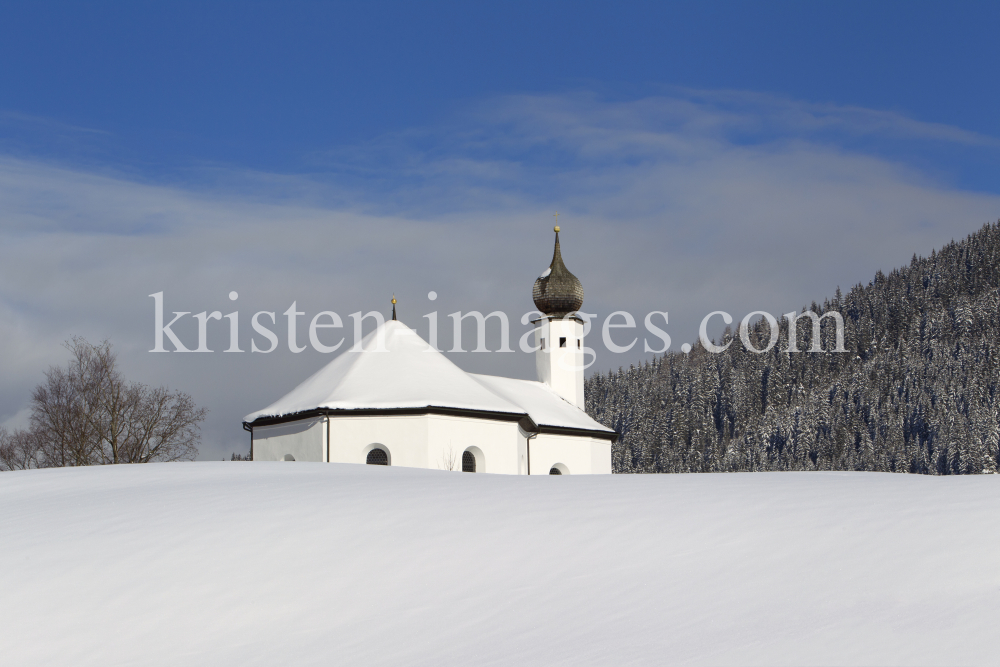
[587,221,1000,475]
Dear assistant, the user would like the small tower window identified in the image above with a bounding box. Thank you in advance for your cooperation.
[559,337,567,347]
[577,339,581,348]
[549,467,562,475]
[462,450,476,472]
[366,448,388,465]
[540,338,545,350]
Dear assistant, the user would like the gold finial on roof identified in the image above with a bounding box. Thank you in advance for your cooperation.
[553,212,559,233]
[391,294,397,320]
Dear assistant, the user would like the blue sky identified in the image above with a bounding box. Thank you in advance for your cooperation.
[2,2,998,186]
[1,2,998,459]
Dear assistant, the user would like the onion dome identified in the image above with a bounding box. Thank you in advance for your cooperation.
[533,226,584,316]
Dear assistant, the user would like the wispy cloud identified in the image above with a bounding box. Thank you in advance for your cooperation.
[668,88,999,146]
[0,111,111,136]
[1,89,998,459]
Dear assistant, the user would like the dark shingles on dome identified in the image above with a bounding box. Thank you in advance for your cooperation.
[533,229,584,316]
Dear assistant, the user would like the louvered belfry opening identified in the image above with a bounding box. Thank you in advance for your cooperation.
[366,448,388,465]
[462,450,476,473]
[549,467,562,475]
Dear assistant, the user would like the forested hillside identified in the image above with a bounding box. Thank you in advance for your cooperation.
[586,221,1000,475]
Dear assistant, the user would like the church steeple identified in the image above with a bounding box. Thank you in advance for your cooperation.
[531,224,586,409]
[532,225,584,317]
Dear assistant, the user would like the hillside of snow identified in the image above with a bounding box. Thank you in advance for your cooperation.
[1,464,998,666]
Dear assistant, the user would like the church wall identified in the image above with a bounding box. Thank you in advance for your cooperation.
[250,413,609,475]
[530,433,612,475]
[534,317,585,409]
[425,414,522,474]
[253,418,326,462]
[323,413,523,473]
[590,438,613,474]
[327,415,430,468]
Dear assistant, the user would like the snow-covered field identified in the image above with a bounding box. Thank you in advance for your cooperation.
[1,464,997,666]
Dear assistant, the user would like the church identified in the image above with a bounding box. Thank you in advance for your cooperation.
[242,227,616,474]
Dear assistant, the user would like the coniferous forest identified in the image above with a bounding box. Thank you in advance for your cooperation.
[586,221,1000,475]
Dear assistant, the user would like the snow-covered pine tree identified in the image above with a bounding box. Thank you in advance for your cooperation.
[587,221,1000,475]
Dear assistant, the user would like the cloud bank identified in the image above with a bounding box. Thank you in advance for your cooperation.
[1,90,997,459]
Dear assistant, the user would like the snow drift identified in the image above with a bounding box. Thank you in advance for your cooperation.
[1,463,997,666]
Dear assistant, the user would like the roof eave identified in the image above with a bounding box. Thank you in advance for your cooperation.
[245,405,532,429]
[535,423,618,442]
[244,407,617,441]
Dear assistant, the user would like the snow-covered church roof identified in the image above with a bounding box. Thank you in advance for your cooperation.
[244,320,614,438]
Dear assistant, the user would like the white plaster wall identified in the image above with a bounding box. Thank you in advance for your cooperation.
[327,415,429,469]
[529,433,612,475]
[589,437,613,474]
[425,414,522,474]
[251,413,608,474]
[325,413,523,474]
[253,418,326,462]
[535,317,585,408]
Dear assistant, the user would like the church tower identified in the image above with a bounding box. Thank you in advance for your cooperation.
[532,225,586,409]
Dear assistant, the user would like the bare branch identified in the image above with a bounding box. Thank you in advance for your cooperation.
[0,428,45,471]
[21,338,205,468]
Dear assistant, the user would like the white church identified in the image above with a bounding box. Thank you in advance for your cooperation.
[242,227,616,474]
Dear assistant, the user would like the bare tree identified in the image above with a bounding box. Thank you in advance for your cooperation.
[31,361,97,467]
[14,338,206,468]
[0,428,44,471]
[439,446,458,471]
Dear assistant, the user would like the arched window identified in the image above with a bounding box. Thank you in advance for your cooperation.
[549,467,562,475]
[282,454,295,461]
[366,448,388,465]
[462,446,484,473]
